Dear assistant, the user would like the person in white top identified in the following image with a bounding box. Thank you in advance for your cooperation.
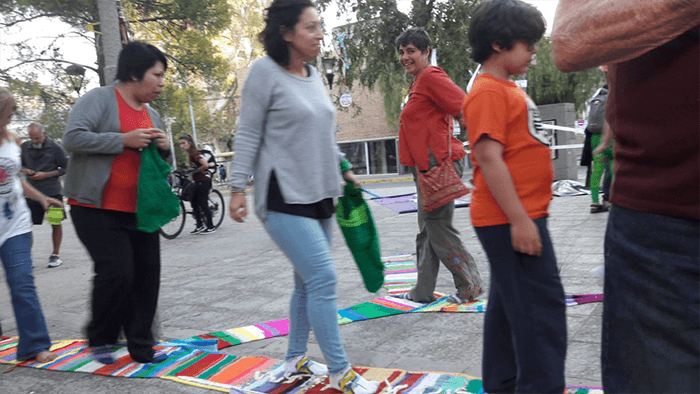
[0,88,62,363]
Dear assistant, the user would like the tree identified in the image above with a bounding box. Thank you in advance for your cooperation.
[321,0,602,128]
[525,37,604,113]
[0,0,265,150]
[320,0,481,128]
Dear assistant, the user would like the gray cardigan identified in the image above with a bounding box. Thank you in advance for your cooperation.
[63,86,165,208]
[229,57,345,220]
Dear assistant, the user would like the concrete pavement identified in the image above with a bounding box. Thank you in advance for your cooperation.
[0,171,607,393]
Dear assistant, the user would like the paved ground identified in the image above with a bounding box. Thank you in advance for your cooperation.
[0,169,607,393]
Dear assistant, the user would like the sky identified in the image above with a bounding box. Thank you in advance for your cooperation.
[323,0,558,33]
[0,0,559,90]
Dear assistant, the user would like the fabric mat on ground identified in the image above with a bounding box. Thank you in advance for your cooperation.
[552,180,590,197]
[371,193,470,214]
[0,337,602,394]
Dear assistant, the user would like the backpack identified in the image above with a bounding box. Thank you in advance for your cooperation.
[198,149,218,177]
[587,88,608,134]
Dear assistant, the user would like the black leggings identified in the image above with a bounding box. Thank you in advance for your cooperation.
[192,179,213,228]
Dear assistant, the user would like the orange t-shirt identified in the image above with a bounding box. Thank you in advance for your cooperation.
[464,74,553,227]
[68,89,151,212]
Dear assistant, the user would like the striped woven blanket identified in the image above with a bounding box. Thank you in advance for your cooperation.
[0,337,602,394]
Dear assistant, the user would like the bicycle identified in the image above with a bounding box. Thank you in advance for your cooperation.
[159,170,225,239]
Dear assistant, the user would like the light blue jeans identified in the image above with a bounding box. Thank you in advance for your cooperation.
[264,211,349,374]
[1,232,52,361]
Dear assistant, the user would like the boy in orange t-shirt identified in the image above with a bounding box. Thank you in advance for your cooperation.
[463,1,566,393]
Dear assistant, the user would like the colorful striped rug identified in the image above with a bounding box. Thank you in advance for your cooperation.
[0,252,605,393]
[166,254,601,353]
[371,193,470,214]
[0,337,602,394]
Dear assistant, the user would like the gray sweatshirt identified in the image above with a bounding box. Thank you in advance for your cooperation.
[63,86,164,208]
[229,56,345,220]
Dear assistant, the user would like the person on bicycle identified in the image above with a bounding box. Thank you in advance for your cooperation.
[179,135,215,234]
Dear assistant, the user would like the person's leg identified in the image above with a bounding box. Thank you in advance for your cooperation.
[602,205,699,393]
[589,134,604,205]
[474,225,517,393]
[190,183,204,229]
[49,195,64,256]
[200,179,214,228]
[123,223,161,363]
[0,233,53,361]
[409,166,441,302]
[70,206,134,349]
[194,180,213,229]
[424,159,482,302]
[51,224,62,255]
[475,219,566,393]
[263,211,348,374]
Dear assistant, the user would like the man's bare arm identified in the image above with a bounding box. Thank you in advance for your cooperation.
[552,0,700,72]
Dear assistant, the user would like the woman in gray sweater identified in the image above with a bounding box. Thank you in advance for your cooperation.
[228,1,378,393]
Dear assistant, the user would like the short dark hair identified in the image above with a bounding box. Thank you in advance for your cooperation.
[468,0,545,63]
[259,0,315,67]
[115,41,168,83]
[396,27,432,57]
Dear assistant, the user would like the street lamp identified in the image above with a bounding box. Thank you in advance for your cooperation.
[321,56,337,101]
[65,64,86,95]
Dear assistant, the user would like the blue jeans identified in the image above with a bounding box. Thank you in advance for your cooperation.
[474,217,566,393]
[263,211,349,374]
[1,232,52,361]
[602,205,699,393]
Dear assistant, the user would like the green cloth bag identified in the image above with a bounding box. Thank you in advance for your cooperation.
[136,144,180,233]
[336,182,384,293]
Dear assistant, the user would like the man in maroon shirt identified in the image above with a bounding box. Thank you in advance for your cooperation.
[552,2,699,393]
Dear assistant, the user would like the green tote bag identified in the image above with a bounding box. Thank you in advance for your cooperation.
[336,183,384,293]
[136,144,181,233]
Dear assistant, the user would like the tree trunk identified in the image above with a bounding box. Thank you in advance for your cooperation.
[97,0,122,85]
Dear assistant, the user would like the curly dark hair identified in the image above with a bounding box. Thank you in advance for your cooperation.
[258,0,315,67]
[468,0,545,64]
[115,41,168,83]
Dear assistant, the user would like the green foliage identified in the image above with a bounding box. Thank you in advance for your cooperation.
[323,0,480,129]
[0,0,96,27]
[1,0,265,153]
[324,0,603,128]
[525,37,605,113]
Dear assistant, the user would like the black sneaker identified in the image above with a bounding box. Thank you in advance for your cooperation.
[199,227,216,235]
[190,226,205,234]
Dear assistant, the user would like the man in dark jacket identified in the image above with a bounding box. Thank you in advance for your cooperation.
[21,123,68,267]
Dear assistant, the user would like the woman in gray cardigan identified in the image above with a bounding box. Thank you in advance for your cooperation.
[228,1,378,393]
[63,42,171,365]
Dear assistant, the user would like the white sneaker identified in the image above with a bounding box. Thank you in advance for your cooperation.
[283,355,329,375]
[330,366,380,394]
[47,254,62,268]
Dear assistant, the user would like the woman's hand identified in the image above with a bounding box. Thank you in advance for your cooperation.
[510,218,542,257]
[342,170,362,189]
[229,193,247,223]
[123,128,155,149]
[150,128,170,150]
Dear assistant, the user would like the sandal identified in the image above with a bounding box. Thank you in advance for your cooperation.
[590,203,608,214]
